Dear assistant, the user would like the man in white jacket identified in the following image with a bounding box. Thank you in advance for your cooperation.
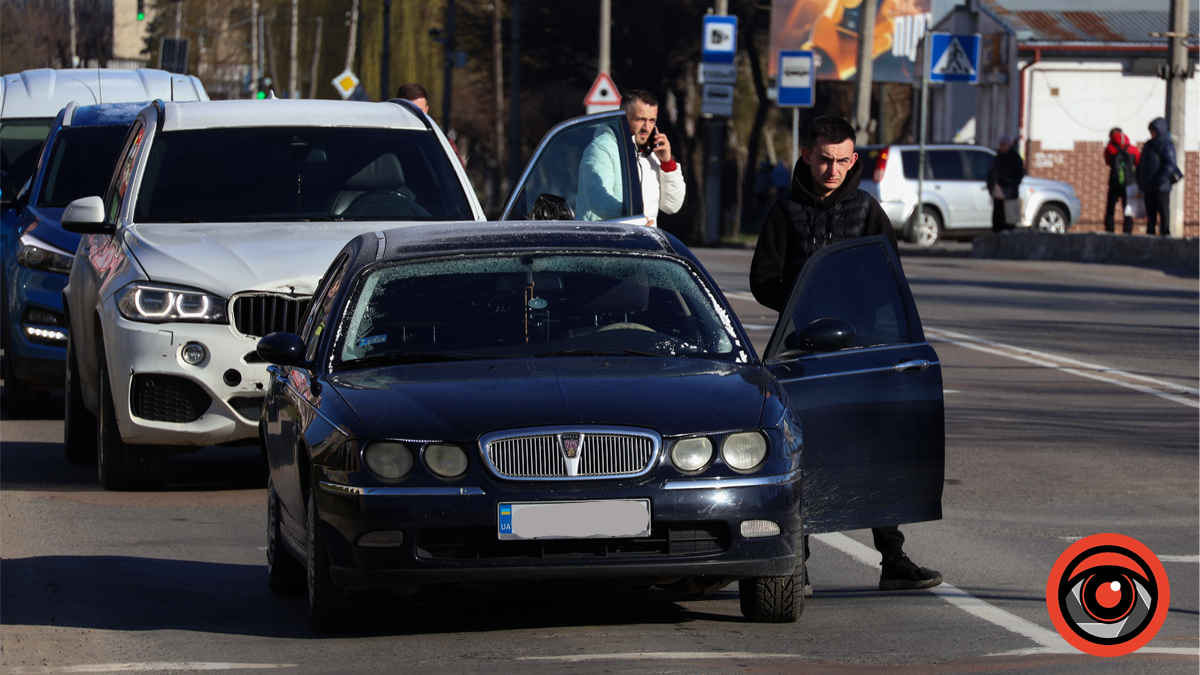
[577,90,685,226]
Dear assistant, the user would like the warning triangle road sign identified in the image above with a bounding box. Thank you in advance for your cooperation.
[584,72,621,112]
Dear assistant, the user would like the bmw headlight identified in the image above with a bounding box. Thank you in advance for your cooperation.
[721,431,768,472]
[16,234,73,274]
[670,437,714,473]
[116,282,227,323]
[363,441,414,480]
[424,444,469,478]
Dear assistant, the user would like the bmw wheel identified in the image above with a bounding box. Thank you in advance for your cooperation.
[739,564,805,623]
[907,206,941,247]
[306,490,370,631]
[267,475,305,594]
[1035,204,1068,234]
[97,341,164,490]
[64,331,98,463]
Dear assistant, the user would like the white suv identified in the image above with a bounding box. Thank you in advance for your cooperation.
[858,144,1082,246]
[60,98,483,489]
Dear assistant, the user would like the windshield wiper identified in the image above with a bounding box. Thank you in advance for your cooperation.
[335,351,501,370]
[539,347,664,357]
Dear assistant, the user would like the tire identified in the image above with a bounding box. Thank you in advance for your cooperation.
[97,343,164,491]
[64,332,98,463]
[739,564,805,623]
[267,475,305,595]
[906,206,941,247]
[1035,204,1068,234]
[306,491,370,632]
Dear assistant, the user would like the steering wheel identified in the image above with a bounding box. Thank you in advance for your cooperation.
[596,322,656,333]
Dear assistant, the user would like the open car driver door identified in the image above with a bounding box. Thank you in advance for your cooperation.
[763,236,945,534]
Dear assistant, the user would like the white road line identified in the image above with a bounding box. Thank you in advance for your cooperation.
[518,652,800,662]
[925,326,1200,409]
[1160,555,1200,563]
[4,664,296,674]
[813,532,1199,657]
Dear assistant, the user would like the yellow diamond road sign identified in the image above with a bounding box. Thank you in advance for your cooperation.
[332,69,359,100]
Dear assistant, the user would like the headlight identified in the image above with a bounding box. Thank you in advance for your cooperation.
[424,444,469,478]
[363,441,414,480]
[116,282,227,323]
[721,431,768,471]
[16,234,73,274]
[670,437,714,473]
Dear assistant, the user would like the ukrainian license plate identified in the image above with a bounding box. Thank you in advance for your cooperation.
[497,499,651,541]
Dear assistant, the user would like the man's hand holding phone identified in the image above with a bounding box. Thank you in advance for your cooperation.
[642,127,671,163]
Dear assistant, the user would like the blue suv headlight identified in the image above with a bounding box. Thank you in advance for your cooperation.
[16,234,73,275]
[116,282,228,324]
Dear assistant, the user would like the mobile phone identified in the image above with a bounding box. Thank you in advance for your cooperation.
[640,126,658,157]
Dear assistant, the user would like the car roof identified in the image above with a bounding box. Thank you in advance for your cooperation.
[63,101,149,128]
[0,68,207,119]
[364,221,681,263]
[158,99,429,132]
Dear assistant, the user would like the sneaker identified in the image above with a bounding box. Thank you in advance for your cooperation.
[879,554,943,591]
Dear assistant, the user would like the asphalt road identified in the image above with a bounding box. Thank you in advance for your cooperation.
[2,250,1197,674]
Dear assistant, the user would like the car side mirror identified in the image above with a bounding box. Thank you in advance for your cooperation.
[797,317,856,352]
[61,196,111,234]
[257,332,314,370]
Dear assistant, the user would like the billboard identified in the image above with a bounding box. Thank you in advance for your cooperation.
[770,0,931,82]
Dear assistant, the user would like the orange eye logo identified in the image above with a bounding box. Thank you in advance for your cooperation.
[1046,533,1170,656]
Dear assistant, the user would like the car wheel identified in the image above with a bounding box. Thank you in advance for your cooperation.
[97,344,164,491]
[306,490,370,632]
[267,475,306,595]
[1035,204,1068,234]
[906,207,941,247]
[64,332,98,463]
[739,564,805,623]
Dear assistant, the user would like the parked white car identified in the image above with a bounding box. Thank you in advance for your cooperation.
[60,98,484,489]
[858,144,1082,246]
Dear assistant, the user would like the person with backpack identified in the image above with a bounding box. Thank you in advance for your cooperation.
[1103,127,1140,234]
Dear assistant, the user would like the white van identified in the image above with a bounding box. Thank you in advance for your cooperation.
[1,68,209,199]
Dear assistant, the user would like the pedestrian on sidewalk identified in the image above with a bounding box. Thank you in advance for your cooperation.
[1136,118,1180,237]
[1103,127,1139,234]
[986,135,1024,234]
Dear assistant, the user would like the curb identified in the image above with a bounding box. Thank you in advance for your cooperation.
[970,231,1199,274]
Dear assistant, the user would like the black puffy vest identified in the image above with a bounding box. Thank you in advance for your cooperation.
[776,188,873,274]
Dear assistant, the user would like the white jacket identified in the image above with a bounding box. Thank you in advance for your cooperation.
[577,128,685,225]
[637,144,686,225]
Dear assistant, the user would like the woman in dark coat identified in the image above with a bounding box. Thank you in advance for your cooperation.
[987,135,1025,233]
[1136,117,1178,236]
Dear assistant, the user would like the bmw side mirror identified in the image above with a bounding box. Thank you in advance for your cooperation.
[797,317,856,352]
[61,196,111,234]
[257,332,313,370]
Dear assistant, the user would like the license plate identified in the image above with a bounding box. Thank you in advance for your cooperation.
[497,499,651,541]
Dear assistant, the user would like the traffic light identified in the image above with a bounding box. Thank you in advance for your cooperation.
[137,0,144,21]
[256,77,271,99]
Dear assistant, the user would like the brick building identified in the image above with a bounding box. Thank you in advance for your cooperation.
[930,0,1198,233]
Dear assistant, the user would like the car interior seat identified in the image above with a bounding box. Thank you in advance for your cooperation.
[332,154,416,215]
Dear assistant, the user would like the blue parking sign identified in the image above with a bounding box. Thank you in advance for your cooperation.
[703,16,738,64]
[777,51,814,108]
[929,33,980,84]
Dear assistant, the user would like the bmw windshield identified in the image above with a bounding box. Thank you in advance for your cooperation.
[133,127,472,223]
[332,253,748,369]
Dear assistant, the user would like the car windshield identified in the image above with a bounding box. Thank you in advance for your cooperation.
[333,253,746,369]
[133,127,473,223]
[1,117,56,193]
[37,125,129,207]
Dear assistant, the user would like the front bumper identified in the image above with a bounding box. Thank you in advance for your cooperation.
[315,470,803,591]
[105,314,269,446]
[5,265,69,390]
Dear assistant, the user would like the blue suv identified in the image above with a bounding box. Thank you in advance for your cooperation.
[2,101,144,417]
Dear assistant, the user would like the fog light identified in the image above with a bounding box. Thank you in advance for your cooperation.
[24,326,67,343]
[363,441,414,480]
[740,520,781,539]
[358,530,404,548]
[181,342,206,365]
[425,444,469,478]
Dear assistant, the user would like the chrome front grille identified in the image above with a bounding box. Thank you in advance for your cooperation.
[482,427,659,480]
[230,294,311,338]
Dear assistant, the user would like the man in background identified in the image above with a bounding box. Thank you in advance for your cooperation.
[1137,118,1178,237]
[1103,127,1139,234]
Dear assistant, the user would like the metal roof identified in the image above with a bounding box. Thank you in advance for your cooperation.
[980,1,1199,46]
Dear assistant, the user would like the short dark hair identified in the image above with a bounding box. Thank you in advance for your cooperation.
[396,83,428,101]
[806,115,855,150]
[621,89,658,112]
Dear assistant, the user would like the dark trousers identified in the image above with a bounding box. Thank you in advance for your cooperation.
[991,200,1013,233]
[1104,184,1134,234]
[1144,190,1171,236]
[802,526,906,563]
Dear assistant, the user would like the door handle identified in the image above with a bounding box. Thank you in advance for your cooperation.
[893,359,931,373]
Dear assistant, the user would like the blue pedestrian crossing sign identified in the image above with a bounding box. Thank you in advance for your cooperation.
[929,33,980,84]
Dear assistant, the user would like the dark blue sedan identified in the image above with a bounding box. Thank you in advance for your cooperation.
[257,221,944,631]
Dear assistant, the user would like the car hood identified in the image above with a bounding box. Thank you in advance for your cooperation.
[125,222,406,296]
[1021,176,1074,194]
[18,205,77,253]
[328,357,768,441]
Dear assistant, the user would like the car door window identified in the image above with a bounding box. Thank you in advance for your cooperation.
[927,150,965,181]
[778,240,910,352]
[301,255,350,363]
[963,149,994,182]
[502,113,641,221]
[102,123,145,224]
[900,150,931,179]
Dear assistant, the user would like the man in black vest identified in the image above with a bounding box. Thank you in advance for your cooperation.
[750,115,942,593]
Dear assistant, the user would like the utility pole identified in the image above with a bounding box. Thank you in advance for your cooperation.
[175,1,182,42]
[382,0,391,100]
[491,0,505,209]
[250,0,259,97]
[443,0,456,130]
[599,0,610,75]
[289,0,298,98]
[345,0,359,72]
[1165,0,1188,238]
[68,0,78,67]
[508,0,521,185]
[917,30,930,235]
[308,17,323,99]
[853,0,877,145]
[704,0,729,244]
